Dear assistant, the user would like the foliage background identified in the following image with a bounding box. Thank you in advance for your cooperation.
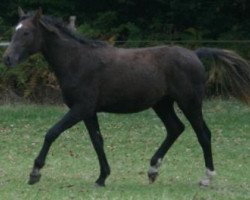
[0,0,250,103]
[1,0,250,41]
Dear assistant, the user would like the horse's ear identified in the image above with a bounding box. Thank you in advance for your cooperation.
[18,7,25,18]
[33,7,43,24]
[39,19,60,35]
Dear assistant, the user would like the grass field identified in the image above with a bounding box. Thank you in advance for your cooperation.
[0,100,249,200]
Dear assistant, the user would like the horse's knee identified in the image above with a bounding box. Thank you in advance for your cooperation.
[97,132,104,147]
[167,122,185,139]
[45,128,58,144]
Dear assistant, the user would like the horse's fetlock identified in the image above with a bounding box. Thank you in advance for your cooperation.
[34,158,45,169]
[102,166,110,177]
[106,167,111,176]
[199,168,216,187]
[150,157,162,167]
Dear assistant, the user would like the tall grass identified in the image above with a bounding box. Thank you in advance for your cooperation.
[0,100,249,199]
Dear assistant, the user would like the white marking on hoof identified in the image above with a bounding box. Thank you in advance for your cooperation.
[148,158,162,174]
[199,168,216,187]
[206,168,216,178]
[15,23,23,31]
[32,168,40,175]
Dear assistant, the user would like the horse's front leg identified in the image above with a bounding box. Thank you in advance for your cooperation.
[84,115,110,186]
[28,107,82,185]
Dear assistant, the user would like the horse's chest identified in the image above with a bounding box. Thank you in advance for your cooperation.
[61,85,93,107]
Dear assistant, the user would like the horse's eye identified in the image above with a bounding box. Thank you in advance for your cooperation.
[23,31,30,36]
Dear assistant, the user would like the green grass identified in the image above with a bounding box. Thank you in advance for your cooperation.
[0,100,249,200]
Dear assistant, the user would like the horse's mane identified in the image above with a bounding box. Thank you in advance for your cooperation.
[20,12,108,48]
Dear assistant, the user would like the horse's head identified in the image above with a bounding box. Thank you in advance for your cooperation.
[3,7,43,67]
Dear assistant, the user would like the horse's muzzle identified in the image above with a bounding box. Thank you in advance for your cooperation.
[2,54,19,67]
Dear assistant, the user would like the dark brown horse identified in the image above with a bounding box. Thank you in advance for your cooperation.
[3,8,250,187]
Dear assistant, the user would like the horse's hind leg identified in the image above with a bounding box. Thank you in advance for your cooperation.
[178,98,216,186]
[148,97,185,183]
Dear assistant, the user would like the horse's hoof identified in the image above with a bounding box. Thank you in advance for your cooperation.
[28,173,41,185]
[199,178,210,187]
[148,172,158,184]
[95,179,105,187]
[95,182,105,187]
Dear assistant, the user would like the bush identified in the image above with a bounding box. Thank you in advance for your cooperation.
[0,51,62,104]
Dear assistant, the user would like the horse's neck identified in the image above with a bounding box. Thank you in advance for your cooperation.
[41,34,99,88]
[42,35,68,66]
[41,35,80,78]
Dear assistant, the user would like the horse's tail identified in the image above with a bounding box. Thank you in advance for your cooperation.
[195,47,250,104]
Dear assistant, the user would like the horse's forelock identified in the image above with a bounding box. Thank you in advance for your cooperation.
[19,11,35,22]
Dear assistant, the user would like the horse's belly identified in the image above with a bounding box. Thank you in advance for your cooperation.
[98,67,167,113]
[98,88,166,113]
[99,101,155,113]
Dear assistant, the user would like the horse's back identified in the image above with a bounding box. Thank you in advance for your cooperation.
[96,45,205,113]
[117,45,206,95]
[113,45,205,79]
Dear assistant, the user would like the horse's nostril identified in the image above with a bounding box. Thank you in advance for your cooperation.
[4,56,12,67]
